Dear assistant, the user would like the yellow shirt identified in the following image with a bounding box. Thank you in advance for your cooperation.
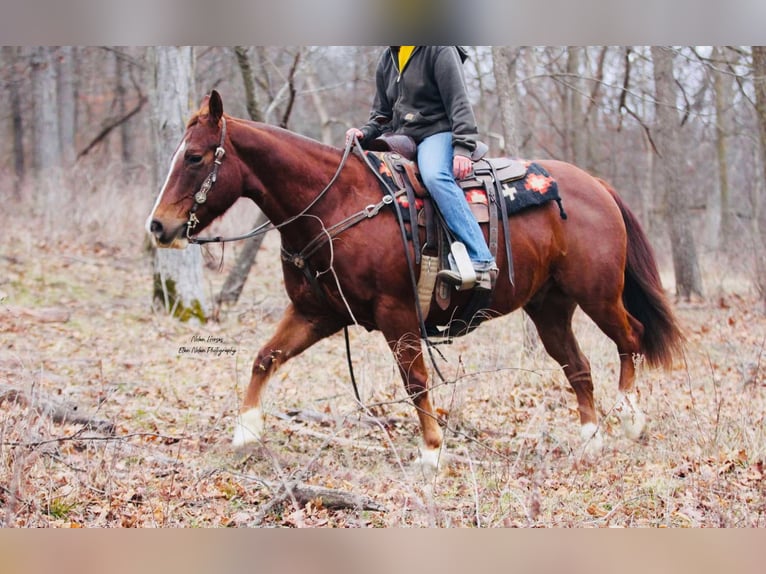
[398,46,415,71]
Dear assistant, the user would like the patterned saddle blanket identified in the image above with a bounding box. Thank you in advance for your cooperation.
[365,151,567,222]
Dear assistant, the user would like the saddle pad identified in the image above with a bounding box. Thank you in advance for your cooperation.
[365,151,566,220]
[467,160,566,219]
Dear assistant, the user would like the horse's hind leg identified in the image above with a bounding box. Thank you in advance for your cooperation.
[524,289,604,452]
[232,303,341,448]
[577,296,646,441]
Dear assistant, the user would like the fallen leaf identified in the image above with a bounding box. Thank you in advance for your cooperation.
[587,503,609,518]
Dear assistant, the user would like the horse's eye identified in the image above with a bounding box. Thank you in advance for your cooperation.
[186,154,203,165]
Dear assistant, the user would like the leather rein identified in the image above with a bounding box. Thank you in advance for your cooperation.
[184,121,387,248]
[181,125,408,404]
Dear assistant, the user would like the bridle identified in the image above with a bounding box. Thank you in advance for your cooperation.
[175,119,444,402]
[177,123,396,405]
[185,116,227,240]
[183,118,365,246]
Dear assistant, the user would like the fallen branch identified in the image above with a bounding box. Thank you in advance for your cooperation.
[0,387,115,435]
[283,480,386,512]
[219,468,387,516]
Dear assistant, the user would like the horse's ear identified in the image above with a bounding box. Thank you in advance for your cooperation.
[209,90,223,124]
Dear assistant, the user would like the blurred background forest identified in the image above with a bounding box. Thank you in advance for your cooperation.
[2,46,765,310]
[2,46,766,527]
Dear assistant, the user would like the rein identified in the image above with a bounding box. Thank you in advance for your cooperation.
[181,126,445,400]
[186,124,358,246]
[182,130,380,404]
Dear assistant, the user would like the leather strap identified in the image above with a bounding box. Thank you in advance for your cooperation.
[482,162,500,265]
[487,162,515,289]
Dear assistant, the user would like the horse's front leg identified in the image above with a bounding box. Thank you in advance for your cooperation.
[379,312,444,473]
[232,303,340,448]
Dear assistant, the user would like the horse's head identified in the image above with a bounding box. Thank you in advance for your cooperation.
[146,90,240,248]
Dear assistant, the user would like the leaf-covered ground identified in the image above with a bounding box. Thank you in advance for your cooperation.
[1,223,765,527]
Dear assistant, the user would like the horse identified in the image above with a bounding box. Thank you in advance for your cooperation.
[146,90,684,471]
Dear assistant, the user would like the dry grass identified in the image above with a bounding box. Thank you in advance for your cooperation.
[1,167,765,527]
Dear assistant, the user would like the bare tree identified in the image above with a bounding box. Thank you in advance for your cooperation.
[2,46,25,197]
[57,46,77,164]
[491,46,543,353]
[214,46,317,311]
[491,46,520,157]
[233,46,264,123]
[214,47,271,311]
[712,47,734,244]
[116,47,142,170]
[30,46,61,175]
[150,46,208,323]
[752,46,766,309]
[564,46,587,166]
[651,46,704,301]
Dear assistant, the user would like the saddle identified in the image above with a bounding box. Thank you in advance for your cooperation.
[366,134,529,337]
[367,132,527,197]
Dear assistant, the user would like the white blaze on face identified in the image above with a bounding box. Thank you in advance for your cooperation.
[145,138,187,233]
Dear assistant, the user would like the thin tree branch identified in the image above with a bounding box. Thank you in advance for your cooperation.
[0,387,115,436]
[279,50,302,129]
[77,94,147,160]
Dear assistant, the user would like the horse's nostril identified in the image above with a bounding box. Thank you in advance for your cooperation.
[150,220,163,235]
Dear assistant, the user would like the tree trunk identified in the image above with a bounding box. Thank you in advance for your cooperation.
[712,46,732,246]
[305,69,334,145]
[751,46,766,310]
[565,46,586,166]
[56,46,77,165]
[116,48,139,170]
[213,46,270,311]
[214,215,269,309]
[150,46,208,324]
[651,46,704,301]
[492,46,540,352]
[233,46,264,122]
[2,46,25,197]
[30,46,61,175]
[491,46,520,157]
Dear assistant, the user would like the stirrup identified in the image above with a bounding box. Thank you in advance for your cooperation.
[437,242,475,291]
[436,266,497,291]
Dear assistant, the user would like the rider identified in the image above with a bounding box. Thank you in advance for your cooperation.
[345,46,497,291]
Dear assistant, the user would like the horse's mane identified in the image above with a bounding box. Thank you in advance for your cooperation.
[188,112,342,156]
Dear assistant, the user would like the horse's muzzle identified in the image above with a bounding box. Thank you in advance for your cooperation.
[148,218,188,249]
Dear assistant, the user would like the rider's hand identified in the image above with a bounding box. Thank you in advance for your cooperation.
[345,128,364,147]
[453,154,472,180]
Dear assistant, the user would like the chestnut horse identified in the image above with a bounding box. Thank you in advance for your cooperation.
[147,91,683,470]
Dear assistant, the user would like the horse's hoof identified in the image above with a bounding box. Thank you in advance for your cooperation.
[415,444,444,476]
[580,422,604,456]
[231,407,264,448]
[616,392,646,441]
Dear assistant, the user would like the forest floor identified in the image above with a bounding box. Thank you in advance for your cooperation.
[1,203,765,527]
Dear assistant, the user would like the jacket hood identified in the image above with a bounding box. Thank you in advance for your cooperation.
[390,46,470,63]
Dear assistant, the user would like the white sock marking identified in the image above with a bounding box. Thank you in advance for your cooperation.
[231,406,264,448]
[580,422,603,455]
[617,392,646,441]
[415,443,443,475]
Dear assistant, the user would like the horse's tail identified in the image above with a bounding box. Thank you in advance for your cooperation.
[598,178,685,369]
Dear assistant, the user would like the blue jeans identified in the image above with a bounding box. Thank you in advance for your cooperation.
[417,132,495,268]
